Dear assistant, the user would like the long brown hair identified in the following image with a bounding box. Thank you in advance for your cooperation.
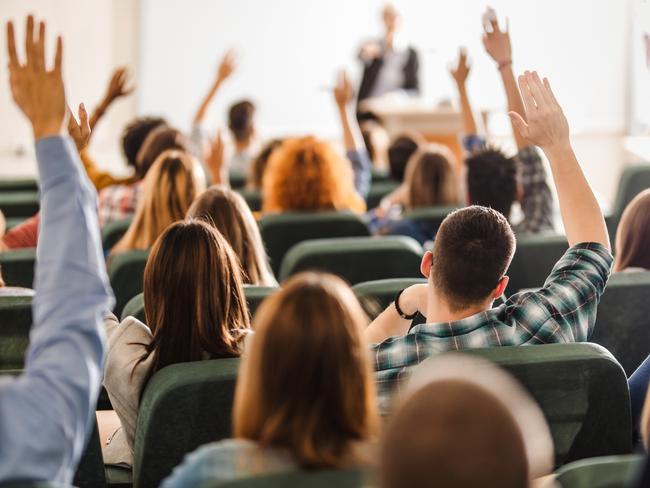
[137,219,250,386]
[615,189,650,272]
[404,145,459,209]
[233,272,378,469]
[111,150,199,255]
[187,186,276,286]
[262,137,365,213]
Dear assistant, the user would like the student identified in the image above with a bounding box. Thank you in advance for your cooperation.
[380,355,554,488]
[613,189,650,272]
[360,119,390,170]
[227,100,258,173]
[377,132,425,209]
[187,186,277,286]
[110,150,202,256]
[162,272,379,487]
[451,13,554,234]
[0,16,113,483]
[365,71,612,407]
[100,219,250,466]
[246,138,283,191]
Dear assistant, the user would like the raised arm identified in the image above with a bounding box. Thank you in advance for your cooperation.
[193,50,236,125]
[89,67,134,131]
[334,70,371,196]
[449,48,477,137]
[0,17,113,484]
[509,71,610,249]
[482,13,527,150]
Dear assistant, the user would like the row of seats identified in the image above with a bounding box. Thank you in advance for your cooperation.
[0,342,633,488]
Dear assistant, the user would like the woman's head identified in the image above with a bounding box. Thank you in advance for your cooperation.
[615,189,650,272]
[121,116,167,169]
[135,126,190,179]
[247,139,283,190]
[187,186,275,286]
[262,136,363,213]
[141,219,250,381]
[404,145,459,209]
[233,272,378,469]
[112,150,199,254]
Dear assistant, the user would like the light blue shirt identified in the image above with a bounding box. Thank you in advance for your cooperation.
[0,136,114,484]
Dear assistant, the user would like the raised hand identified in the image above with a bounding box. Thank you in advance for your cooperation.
[103,67,134,104]
[7,16,66,139]
[482,10,512,66]
[333,70,354,108]
[206,129,226,184]
[449,47,470,87]
[216,50,237,83]
[509,71,570,152]
[67,103,91,151]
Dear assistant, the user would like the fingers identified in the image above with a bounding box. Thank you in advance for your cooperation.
[34,22,45,72]
[79,102,90,137]
[7,22,19,68]
[530,71,552,107]
[508,111,529,138]
[518,73,536,114]
[66,104,78,130]
[25,15,34,68]
[543,77,560,107]
[54,36,63,73]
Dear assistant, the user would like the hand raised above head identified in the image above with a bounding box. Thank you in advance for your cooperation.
[67,103,91,151]
[7,16,66,139]
[449,47,470,87]
[217,49,237,83]
[103,67,134,104]
[333,70,354,108]
[482,10,512,66]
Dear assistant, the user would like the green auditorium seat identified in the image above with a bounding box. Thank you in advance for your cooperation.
[507,233,569,295]
[0,248,37,289]
[121,285,279,323]
[0,294,33,370]
[229,170,247,189]
[108,249,149,316]
[201,469,371,488]
[353,277,427,319]
[236,189,262,212]
[605,164,650,244]
[132,358,240,488]
[371,168,391,183]
[0,191,39,218]
[0,177,38,193]
[259,212,370,276]
[365,181,399,209]
[555,454,643,488]
[102,218,133,252]
[402,205,458,236]
[457,343,632,467]
[279,236,423,285]
[590,271,650,375]
[5,217,26,230]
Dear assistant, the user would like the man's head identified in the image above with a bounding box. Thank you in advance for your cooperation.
[424,206,515,312]
[228,100,256,144]
[121,117,167,168]
[382,4,400,35]
[466,147,518,219]
[388,133,423,182]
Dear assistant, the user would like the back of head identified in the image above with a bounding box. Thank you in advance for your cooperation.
[381,380,528,488]
[233,272,378,469]
[121,116,167,169]
[615,189,650,272]
[113,150,199,253]
[229,100,256,143]
[187,186,274,286]
[466,147,517,219]
[141,219,250,382]
[136,126,190,179]
[248,138,283,190]
[262,136,359,212]
[388,134,422,182]
[405,145,459,208]
[432,206,515,311]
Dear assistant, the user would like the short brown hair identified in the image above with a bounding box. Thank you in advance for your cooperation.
[432,206,515,311]
[614,189,650,272]
[233,272,378,469]
[228,100,255,142]
[404,145,459,208]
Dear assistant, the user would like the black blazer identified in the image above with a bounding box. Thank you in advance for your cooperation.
[357,46,420,103]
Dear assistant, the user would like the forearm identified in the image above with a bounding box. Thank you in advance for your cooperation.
[544,144,609,249]
[338,105,363,152]
[499,64,527,149]
[89,98,110,132]
[364,304,412,344]
[194,80,222,124]
[456,84,477,136]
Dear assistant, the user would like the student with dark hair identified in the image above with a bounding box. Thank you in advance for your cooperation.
[365,71,612,407]
[388,133,422,183]
[228,99,257,171]
[451,13,554,234]
[246,138,283,190]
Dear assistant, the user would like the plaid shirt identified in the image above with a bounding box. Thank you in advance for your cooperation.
[97,182,143,228]
[462,135,554,234]
[371,242,613,409]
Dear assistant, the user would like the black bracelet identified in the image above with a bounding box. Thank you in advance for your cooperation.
[394,289,418,320]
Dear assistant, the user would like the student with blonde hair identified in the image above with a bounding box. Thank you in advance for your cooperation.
[99,219,251,466]
[110,150,202,256]
[163,272,379,486]
[187,186,276,286]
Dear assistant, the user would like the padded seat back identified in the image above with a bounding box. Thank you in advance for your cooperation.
[555,454,643,488]
[0,294,33,370]
[366,181,399,209]
[259,212,370,275]
[108,249,149,316]
[0,248,37,289]
[133,358,240,488]
[101,218,132,252]
[590,271,650,375]
[458,343,632,467]
[0,177,39,193]
[279,236,423,285]
[507,234,569,294]
[203,469,370,488]
[402,205,458,237]
[0,191,39,218]
[229,171,247,189]
[353,278,427,319]
[236,189,262,212]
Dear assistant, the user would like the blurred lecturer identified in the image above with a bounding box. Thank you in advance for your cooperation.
[357,4,420,120]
